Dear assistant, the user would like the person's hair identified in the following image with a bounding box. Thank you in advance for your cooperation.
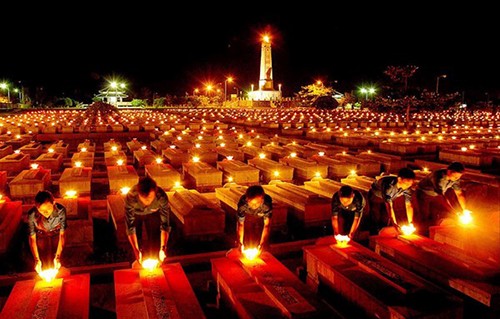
[245,185,265,200]
[339,185,354,198]
[398,167,415,180]
[137,176,157,196]
[447,162,465,173]
[35,190,54,205]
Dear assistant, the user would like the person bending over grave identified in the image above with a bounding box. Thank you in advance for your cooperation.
[237,185,273,253]
[368,168,416,234]
[415,162,466,233]
[331,185,365,240]
[28,190,67,273]
[125,176,170,265]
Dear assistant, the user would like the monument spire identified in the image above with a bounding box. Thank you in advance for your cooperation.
[259,35,274,91]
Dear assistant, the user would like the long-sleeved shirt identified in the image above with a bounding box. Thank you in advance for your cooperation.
[237,194,273,223]
[27,203,67,236]
[125,186,171,235]
[331,190,365,218]
[370,176,412,203]
[417,168,461,196]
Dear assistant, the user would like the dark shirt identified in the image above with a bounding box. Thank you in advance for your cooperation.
[125,186,171,235]
[331,190,365,218]
[370,176,412,204]
[417,169,461,196]
[237,194,273,223]
[28,203,67,236]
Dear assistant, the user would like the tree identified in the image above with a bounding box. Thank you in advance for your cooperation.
[384,65,419,94]
[295,82,334,106]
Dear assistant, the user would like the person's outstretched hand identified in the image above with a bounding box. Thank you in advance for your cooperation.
[35,259,42,273]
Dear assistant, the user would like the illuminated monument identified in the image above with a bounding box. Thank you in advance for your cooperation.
[248,35,282,101]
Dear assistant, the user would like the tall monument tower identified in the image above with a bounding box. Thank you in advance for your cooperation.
[259,35,274,90]
[248,34,282,101]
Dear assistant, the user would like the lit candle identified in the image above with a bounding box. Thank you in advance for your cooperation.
[120,187,131,195]
[64,190,77,199]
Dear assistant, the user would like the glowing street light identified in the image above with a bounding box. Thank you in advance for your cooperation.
[0,82,10,103]
[359,87,376,100]
[436,74,447,95]
[224,76,233,101]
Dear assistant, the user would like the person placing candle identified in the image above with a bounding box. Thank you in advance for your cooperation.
[236,185,273,255]
[125,176,171,266]
[331,186,365,241]
[27,191,67,273]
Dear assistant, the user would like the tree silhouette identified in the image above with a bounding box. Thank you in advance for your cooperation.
[384,65,419,94]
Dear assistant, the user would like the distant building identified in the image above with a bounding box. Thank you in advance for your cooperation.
[95,88,128,106]
[247,35,282,101]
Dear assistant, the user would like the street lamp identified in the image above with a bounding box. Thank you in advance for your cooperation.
[193,88,199,96]
[206,85,213,96]
[359,87,376,100]
[224,77,233,101]
[0,83,10,103]
[13,88,21,102]
[109,81,126,104]
[436,74,447,95]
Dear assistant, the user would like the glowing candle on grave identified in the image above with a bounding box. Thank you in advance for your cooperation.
[116,159,124,166]
[48,148,54,153]
[111,146,118,152]
[142,259,159,271]
[259,153,266,159]
[242,248,260,261]
[401,223,416,236]
[227,176,234,182]
[0,194,5,204]
[335,234,351,248]
[141,145,147,150]
[74,161,82,168]
[192,156,200,163]
[289,152,297,158]
[226,156,233,161]
[31,163,39,169]
[155,157,162,164]
[120,187,130,195]
[80,147,87,152]
[14,150,20,154]
[38,268,58,283]
[318,151,325,156]
[350,170,357,176]
[273,170,280,177]
[459,209,473,225]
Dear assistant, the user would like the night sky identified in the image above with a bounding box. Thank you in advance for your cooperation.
[1,4,497,100]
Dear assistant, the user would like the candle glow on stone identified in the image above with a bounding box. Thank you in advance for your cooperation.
[335,234,350,248]
[242,248,260,260]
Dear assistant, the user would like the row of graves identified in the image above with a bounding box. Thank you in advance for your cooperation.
[0,108,498,318]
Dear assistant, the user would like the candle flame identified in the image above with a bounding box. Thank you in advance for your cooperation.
[74,161,82,168]
[48,148,54,153]
[192,156,200,163]
[142,258,159,271]
[64,190,77,199]
[31,163,39,169]
[39,268,58,282]
[111,146,118,151]
[226,156,233,161]
[242,248,260,260]
[401,223,416,236]
[141,145,147,150]
[335,234,351,247]
[116,159,124,166]
[459,209,473,225]
[259,153,266,159]
[120,187,130,195]
[155,157,162,164]
[318,151,325,156]
[80,147,87,152]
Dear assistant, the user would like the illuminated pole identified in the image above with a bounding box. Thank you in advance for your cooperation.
[436,74,447,95]
[224,77,233,101]
[0,83,10,103]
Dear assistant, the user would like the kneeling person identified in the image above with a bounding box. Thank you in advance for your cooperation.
[237,185,272,253]
[331,185,365,240]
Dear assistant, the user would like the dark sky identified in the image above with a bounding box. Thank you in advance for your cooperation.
[1,4,497,100]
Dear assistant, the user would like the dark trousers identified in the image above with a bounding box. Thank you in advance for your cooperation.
[337,209,356,236]
[415,189,456,235]
[36,230,60,268]
[368,190,391,234]
[135,212,161,259]
[243,215,264,248]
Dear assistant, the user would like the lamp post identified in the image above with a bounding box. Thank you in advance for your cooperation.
[0,83,10,103]
[435,74,447,95]
[359,87,376,100]
[224,77,233,101]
